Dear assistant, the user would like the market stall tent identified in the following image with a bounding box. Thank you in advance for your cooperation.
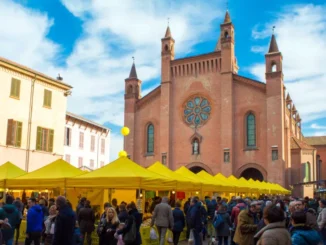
[66,157,176,190]
[0,162,26,189]
[147,162,201,191]
[215,173,249,193]
[197,170,235,192]
[174,166,220,191]
[6,159,85,189]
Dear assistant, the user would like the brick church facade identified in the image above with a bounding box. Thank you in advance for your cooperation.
[123,11,323,197]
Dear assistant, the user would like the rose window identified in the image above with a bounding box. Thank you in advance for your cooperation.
[183,96,211,127]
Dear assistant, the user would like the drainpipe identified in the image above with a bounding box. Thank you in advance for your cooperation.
[25,75,36,172]
[96,129,104,169]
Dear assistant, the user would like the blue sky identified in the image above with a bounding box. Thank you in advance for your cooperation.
[1,0,326,160]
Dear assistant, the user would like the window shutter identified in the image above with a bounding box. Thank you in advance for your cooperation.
[48,90,52,107]
[36,127,42,150]
[16,122,23,147]
[43,90,47,106]
[6,119,14,145]
[69,128,72,146]
[49,129,54,152]
[64,127,67,145]
[10,79,15,97]
[16,79,21,98]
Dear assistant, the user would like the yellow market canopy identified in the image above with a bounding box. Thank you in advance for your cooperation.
[175,166,220,191]
[215,173,249,192]
[148,162,201,191]
[66,157,176,190]
[7,159,85,189]
[197,171,235,192]
[0,162,26,188]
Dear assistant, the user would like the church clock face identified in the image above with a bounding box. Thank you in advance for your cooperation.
[183,95,211,128]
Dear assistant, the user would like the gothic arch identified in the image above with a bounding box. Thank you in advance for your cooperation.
[235,163,267,180]
[186,162,213,175]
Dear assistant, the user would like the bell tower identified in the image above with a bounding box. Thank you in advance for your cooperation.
[160,25,175,168]
[124,60,141,160]
[265,32,285,186]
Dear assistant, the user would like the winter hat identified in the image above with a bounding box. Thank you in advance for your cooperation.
[320,199,326,206]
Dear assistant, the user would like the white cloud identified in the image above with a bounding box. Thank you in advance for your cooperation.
[311,123,326,130]
[250,46,265,54]
[314,131,326,137]
[249,4,326,126]
[0,0,225,160]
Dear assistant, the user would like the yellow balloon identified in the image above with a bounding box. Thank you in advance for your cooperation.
[121,127,130,136]
[118,150,127,158]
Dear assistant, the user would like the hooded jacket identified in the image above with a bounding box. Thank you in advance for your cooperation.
[0,204,20,240]
[26,204,43,233]
[254,221,291,245]
[206,199,217,220]
[290,224,321,245]
[231,202,247,226]
[53,204,76,245]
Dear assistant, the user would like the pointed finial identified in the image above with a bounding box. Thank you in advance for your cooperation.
[57,73,63,81]
[167,17,170,27]
[128,58,138,79]
[226,0,229,10]
[132,56,135,63]
[272,26,275,34]
[268,29,279,53]
[224,10,231,23]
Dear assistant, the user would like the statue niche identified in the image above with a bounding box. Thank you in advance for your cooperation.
[192,138,200,155]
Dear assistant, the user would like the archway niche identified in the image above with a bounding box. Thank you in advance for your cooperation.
[189,166,206,174]
[240,168,264,181]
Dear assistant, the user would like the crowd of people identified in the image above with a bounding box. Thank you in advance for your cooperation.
[1,194,326,245]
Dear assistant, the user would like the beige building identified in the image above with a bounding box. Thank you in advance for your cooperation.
[0,56,72,172]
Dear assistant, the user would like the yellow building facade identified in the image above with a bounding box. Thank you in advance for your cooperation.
[0,57,72,172]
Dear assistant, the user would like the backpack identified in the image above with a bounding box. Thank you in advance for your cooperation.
[123,216,137,244]
[213,213,224,229]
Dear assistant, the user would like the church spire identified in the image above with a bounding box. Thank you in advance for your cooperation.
[165,26,171,38]
[129,58,138,79]
[224,10,231,23]
[268,34,279,53]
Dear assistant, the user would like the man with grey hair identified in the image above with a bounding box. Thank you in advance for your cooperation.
[151,197,174,245]
[53,196,76,245]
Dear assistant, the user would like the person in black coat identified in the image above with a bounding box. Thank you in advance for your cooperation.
[117,202,142,245]
[172,202,185,245]
[188,197,203,245]
[99,207,120,245]
[118,204,129,223]
[78,200,95,245]
[53,196,76,245]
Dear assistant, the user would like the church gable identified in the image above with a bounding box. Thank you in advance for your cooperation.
[233,74,266,92]
[136,86,161,110]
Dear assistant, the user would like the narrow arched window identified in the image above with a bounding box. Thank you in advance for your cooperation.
[247,113,256,147]
[147,124,154,154]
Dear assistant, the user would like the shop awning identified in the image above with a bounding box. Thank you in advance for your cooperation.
[6,159,85,189]
[147,162,201,191]
[66,157,176,190]
[0,162,26,188]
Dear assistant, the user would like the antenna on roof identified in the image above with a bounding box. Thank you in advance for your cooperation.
[57,74,63,81]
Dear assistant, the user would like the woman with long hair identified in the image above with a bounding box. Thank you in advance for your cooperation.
[44,205,57,245]
[99,207,120,245]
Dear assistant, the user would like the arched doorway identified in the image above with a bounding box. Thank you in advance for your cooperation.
[240,168,264,181]
[189,166,206,174]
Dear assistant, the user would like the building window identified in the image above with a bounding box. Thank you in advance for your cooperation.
[43,89,52,108]
[90,159,94,169]
[78,157,83,168]
[79,132,84,149]
[147,124,154,154]
[100,161,104,167]
[305,162,311,182]
[101,138,105,154]
[65,154,71,163]
[10,78,21,99]
[6,119,22,147]
[36,127,54,152]
[90,135,95,152]
[224,151,230,163]
[64,127,72,146]
[272,149,278,161]
[192,138,200,155]
[162,153,167,165]
[246,113,256,147]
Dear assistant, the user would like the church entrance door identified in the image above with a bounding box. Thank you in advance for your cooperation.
[240,168,264,181]
[189,166,206,174]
